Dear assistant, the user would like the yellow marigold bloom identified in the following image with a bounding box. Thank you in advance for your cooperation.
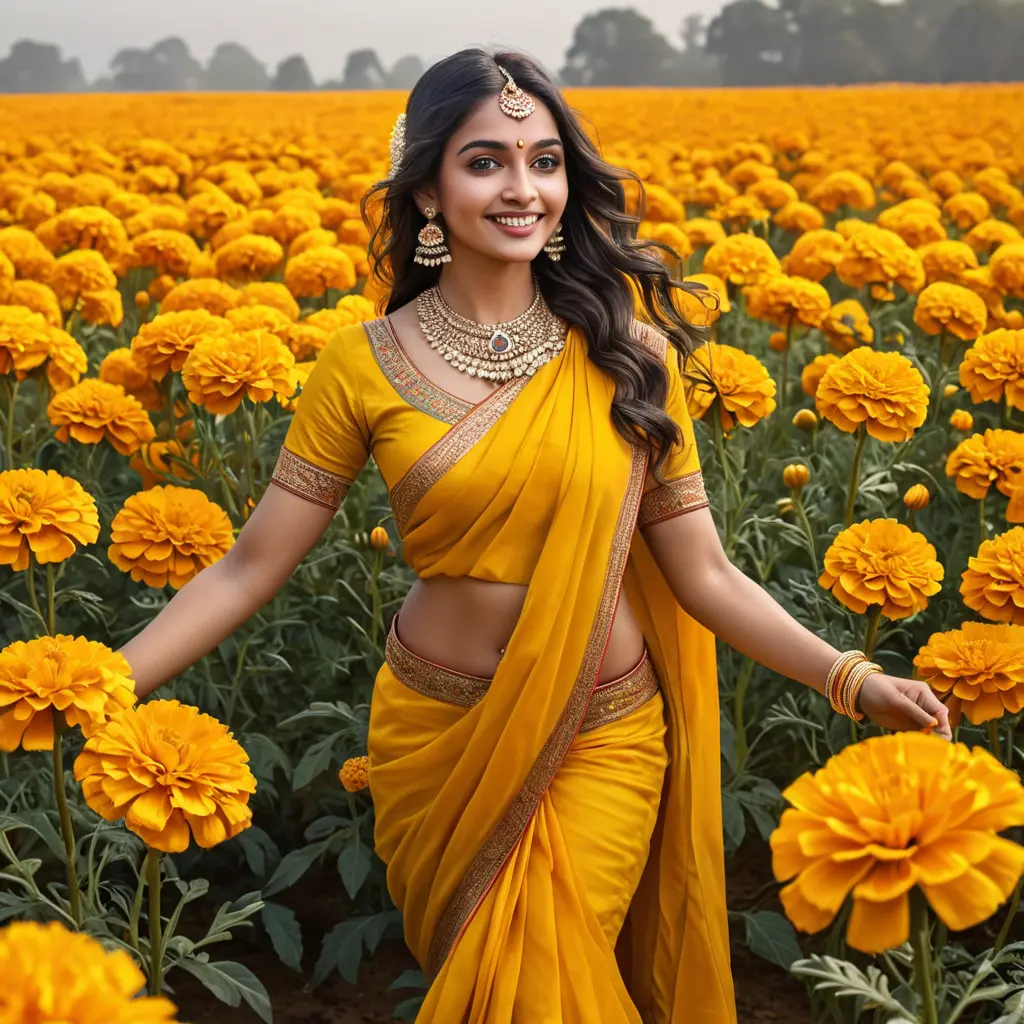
[340,755,370,792]
[0,920,178,1023]
[6,279,61,326]
[289,227,340,258]
[793,408,818,430]
[950,409,974,432]
[918,240,979,285]
[99,348,163,410]
[35,325,88,392]
[771,732,1024,954]
[836,225,925,295]
[78,287,123,328]
[286,321,332,361]
[108,485,233,589]
[0,225,56,279]
[686,342,776,429]
[990,241,1024,299]
[819,518,943,619]
[129,439,200,490]
[132,309,234,381]
[17,190,58,230]
[280,361,314,412]
[130,228,200,278]
[214,233,284,285]
[42,205,129,264]
[800,353,840,399]
[107,191,151,220]
[702,234,780,287]
[930,169,963,199]
[962,527,1024,625]
[780,229,845,282]
[186,187,245,240]
[807,170,877,213]
[783,463,809,490]
[915,622,1024,724]
[944,191,991,230]
[822,299,874,353]
[48,379,156,456]
[159,277,240,316]
[960,329,1024,410]
[226,303,294,345]
[913,281,988,341]
[876,202,946,249]
[182,328,297,416]
[944,383,960,397]
[773,200,826,234]
[49,249,116,311]
[0,468,99,571]
[134,289,150,309]
[816,348,929,442]
[745,274,832,330]
[0,305,51,375]
[946,429,1024,500]
[965,219,1022,256]
[747,178,798,212]
[284,245,357,298]
[768,331,787,352]
[268,204,322,247]
[710,194,770,229]
[0,634,136,751]
[74,698,255,853]
[681,218,726,249]
[238,281,300,320]
[336,217,372,247]
[335,293,377,325]
[903,483,930,510]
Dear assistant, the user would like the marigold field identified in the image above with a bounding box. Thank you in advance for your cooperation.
[4,85,1024,1023]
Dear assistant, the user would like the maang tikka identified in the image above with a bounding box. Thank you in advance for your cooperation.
[413,207,451,267]
[497,65,536,120]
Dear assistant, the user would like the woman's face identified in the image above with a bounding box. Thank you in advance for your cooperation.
[420,93,568,266]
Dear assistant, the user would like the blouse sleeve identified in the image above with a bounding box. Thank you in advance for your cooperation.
[269,328,370,512]
[633,322,710,529]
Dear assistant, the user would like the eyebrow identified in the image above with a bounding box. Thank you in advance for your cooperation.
[456,138,563,156]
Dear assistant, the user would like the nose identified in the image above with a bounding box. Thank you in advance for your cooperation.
[501,159,539,207]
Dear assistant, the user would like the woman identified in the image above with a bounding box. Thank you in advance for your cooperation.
[122,49,952,1023]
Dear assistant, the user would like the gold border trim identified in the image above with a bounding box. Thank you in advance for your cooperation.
[424,442,649,979]
[631,318,668,360]
[638,470,709,528]
[363,318,474,426]
[269,446,353,510]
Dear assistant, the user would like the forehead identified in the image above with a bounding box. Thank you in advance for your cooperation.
[448,93,560,147]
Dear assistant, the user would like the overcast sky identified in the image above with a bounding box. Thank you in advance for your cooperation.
[2,0,725,81]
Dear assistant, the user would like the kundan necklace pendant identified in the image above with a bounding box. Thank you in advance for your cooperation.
[489,330,512,354]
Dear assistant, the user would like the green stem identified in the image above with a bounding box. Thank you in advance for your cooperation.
[979,496,988,544]
[163,374,176,442]
[910,889,939,1024]
[712,408,736,556]
[51,710,81,925]
[242,400,259,504]
[368,547,383,652]
[862,605,882,660]
[129,852,147,951]
[780,316,793,404]
[145,848,163,995]
[45,563,57,636]
[24,555,47,635]
[793,493,818,573]
[2,378,17,470]
[844,423,868,528]
[993,877,1022,954]
[908,508,916,532]
[988,719,1002,765]
[733,657,756,772]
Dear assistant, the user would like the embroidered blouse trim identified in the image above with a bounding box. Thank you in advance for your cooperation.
[638,470,708,528]
[270,446,353,510]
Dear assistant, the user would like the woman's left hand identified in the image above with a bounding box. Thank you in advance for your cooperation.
[857,673,952,740]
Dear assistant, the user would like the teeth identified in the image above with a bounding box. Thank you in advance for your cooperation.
[492,215,540,227]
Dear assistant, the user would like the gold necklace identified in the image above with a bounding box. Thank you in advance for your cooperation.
[416,283,568,382]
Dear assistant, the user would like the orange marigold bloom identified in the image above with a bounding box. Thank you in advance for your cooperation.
[34,325,88,392]
[99,347,163,410]
[773,200,826,234]
[822,299,873,353]
[129,440,200,490]
[49,249,117,311]
[965,219,1021,256]
[819,518,942,619]
[990,241,1024,299]
[0,225,56,279]
[745,274,831,330]
[237,281,301,320]
[131,309,234,381]
[289,227,340,258]
[702,234,780,287]
[267,204,322,247]
[686,342,776,429]
[214,233,284,285]
[836,225,925,295]
[130,228,200,278]
[339,755,370,792]
[946,429,1024,500]
[286,321,332,361]
[944,192,991,230]
[185,186,246,240]
[816,348,929,442]
[903,483,930,510]
[0,468,99,571]
[918,240,979,285]
[0,920,179,1023]
[283,246,357,298]
[807,170,876,213]
[793,408,818,430]
[951,409,975,432]
[747,178,799,212]
[962,527,1024,624]
[771,732,1024,954]
[800,353,840,398]
[930,170,962,198]
[913,281,988,341]
[876,201,946,249]
[959,329,1024,410]
[108,485,233,589]
[915,622,1024,725]
[6,279,61,326]
[681,218,726,249]
[780,229,845,282]
[159,277,240,316]
[0,634,136,751]
[48,379,156,456]
[225,303,294,345]
[0,305,51,375]
[335,293,378,325]
[78,287,124,328]
[41,205,129,264]
[182,328,297,415]
[74,698,255,853]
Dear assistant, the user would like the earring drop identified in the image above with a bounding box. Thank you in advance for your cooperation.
[413,207,451,267]
[543,222,566,261]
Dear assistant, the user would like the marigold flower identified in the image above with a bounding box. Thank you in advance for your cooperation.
[42,205,129,263]
[946,429,1024,501]
[6,279,61,326]
[0,468,99,571]
[78,287,124,328]
[793,408,818,430]
[36,325,88,392]
[773,200,826,234]
[289,227,341,259]
[800,353,839,399]
[821,299,874,353]
[49,249,117,311]
[783,464,809,490]
[131,309,234,381]
[807,170,876,213]
[268,204,322,247]
[702,234,780,287]
[0,225,56,279]
[950,409,974,432]
[944,384,960,398]
[186,187,245,240]
[686,342,776,429]
[214,233,284,285]
[962,527,1024,625]
[682,218,726,249]
[284,245,357,299]
[340,755,370,792]
[915,622,1024,724]
[780,229,845,282]
[335,293,377,325]
[98,347,161,410]
[816,348,929,442]
[48,379,156,456]
[0,634,136,751]
[0,305,55,375]
[159,277,240,316]
[238,281,300,320]
[671,273,729,327]
[836,225,925,295]
[990,241,1024,299]
[74,698,256,853]
[960,329,1024,410]
[108,485,233,589]
[128,228,200,279]
[944,192,991,230]
[819,518,943,619]
[225,303,294,344]
[903,483,930,510]
[876,202,946,249]
[913,281,988,341]
[771,732,1024,954]
[745,274,832,330]
[182,328,297,416]
[129,440,200,490]
[965,219,1021,256]
[0,920,178,1023]
[919,240,979,285]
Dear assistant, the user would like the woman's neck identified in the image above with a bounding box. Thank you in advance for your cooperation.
[435,261,536,324]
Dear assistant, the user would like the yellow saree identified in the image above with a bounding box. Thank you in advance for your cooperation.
[270,318,736,1023]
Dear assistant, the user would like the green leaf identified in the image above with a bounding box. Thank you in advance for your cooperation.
[261,902,303,972]
[388,969,427,992]
[291,732,343,790]
[722,792,745,853]
[337,841,372,899]
[313,913,394,986]
[393,995,425,1020]
[181,960,273,1024]
[263,842,324,897]
[743,911,803,970]
[236,826,279,878]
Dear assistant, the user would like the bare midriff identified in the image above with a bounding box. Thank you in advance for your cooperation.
[395,576,646,683]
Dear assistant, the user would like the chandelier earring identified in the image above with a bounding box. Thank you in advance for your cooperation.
[413,207,451,267]
[543,222,566,261]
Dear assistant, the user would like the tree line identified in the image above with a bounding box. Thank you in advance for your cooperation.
[2,0,1023,93]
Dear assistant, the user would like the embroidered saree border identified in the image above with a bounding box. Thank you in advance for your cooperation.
[269,446,353,510]
[638,470,709,528]
[424,441,649,979]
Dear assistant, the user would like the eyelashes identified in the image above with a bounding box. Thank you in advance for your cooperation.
[468,155,562,173]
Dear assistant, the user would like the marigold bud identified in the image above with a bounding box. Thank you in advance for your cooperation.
[943,383,959,398]
[369,526,390,551]
[339,755,369,792]
[903,484,930,510]
[783,463,810,490]
[134,290,151,310]
[950,409,974,432]
[775,497,794,517]
[769,331,788,352]
[792,408,818,430]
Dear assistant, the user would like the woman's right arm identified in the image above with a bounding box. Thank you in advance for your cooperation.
[120,483,336,698]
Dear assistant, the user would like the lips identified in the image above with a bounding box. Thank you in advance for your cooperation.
[486,213,543,227]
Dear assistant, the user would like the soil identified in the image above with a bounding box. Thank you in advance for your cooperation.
[173,836,813,1024]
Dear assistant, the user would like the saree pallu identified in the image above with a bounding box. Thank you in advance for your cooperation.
[364,324,736,1023]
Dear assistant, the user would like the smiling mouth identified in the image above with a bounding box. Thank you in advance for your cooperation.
[486,213,543,227]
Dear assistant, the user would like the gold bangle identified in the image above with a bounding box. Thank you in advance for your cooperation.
[826,651,863,714]
[842,661,882,721]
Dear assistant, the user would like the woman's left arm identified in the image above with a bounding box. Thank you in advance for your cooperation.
[642,504,952,740]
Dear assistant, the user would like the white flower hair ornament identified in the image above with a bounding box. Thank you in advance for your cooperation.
[388,112,407,180]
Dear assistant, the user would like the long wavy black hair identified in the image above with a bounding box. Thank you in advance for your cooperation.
[361,47,711,478]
